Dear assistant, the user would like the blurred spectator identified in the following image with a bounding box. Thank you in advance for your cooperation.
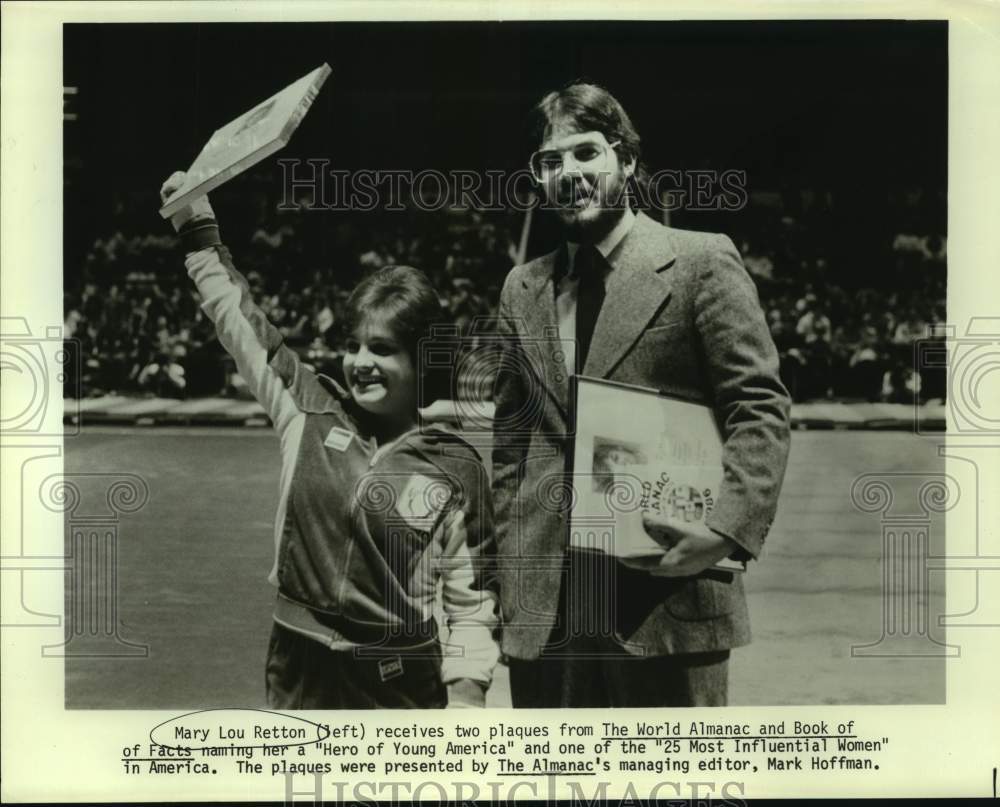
[892,309,929,345]
[740,238,775,281]
[137,348,187,398]
[844,326,884,401]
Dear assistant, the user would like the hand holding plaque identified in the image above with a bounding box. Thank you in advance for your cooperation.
[617,512,742,577]
[159,171,215,231]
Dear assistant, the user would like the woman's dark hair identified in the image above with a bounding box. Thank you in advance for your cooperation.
[341,265,450,406]
[528,81,651,208]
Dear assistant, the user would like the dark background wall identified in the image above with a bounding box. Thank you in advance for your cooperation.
[64,20,946,280]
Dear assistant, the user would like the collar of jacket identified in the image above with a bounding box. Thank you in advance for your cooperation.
[519,211,679,420]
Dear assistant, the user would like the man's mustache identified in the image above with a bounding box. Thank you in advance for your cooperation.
[545,172,629,209]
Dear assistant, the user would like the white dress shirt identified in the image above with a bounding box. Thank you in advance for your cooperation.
[555,208,636,376]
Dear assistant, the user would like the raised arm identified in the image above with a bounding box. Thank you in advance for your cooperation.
[183,245,303,436]
[160,172,304,441]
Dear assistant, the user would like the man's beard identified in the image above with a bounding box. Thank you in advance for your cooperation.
[556,169,631,244]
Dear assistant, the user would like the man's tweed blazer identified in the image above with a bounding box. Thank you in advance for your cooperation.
[491,211,792,660]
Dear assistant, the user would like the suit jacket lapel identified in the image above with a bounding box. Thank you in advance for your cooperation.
[517,246,572,420]
[583,212,678,379]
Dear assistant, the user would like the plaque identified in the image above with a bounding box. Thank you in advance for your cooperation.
[569,375,745,572]
[158,63,331,218]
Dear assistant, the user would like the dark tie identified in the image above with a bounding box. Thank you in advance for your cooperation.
[574,244,605,373]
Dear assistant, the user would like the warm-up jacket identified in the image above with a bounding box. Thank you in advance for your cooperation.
[181,223,499,686]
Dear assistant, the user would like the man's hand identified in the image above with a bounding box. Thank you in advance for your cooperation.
[620,513,740,577]
[159,171,215,232]
[446,678,487,708]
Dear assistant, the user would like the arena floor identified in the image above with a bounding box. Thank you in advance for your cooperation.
[63,428,948,709]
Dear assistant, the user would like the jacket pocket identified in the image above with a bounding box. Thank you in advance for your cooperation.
[642,320,683,335]
[663,576,736,621]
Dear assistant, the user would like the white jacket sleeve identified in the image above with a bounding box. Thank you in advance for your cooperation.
[437,504,501,687]
[183,243,306,582]
[184,246,304,442]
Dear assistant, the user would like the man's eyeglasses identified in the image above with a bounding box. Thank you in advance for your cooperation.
[529,140,621,183]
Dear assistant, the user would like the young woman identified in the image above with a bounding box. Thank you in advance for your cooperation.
[160,173,499,709]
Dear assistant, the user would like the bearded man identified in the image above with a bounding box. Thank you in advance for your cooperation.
[491,82,791,707]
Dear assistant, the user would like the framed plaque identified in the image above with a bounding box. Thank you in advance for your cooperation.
[158,63,332,218]
[569,375,745,572]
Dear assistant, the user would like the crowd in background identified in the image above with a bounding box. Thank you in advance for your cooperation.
[63,184,946,405]
[728,189,947,403]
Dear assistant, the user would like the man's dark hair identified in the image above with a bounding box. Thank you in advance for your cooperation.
[528,81,651,207]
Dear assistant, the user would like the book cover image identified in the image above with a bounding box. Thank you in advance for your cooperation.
[590,437,648,494]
